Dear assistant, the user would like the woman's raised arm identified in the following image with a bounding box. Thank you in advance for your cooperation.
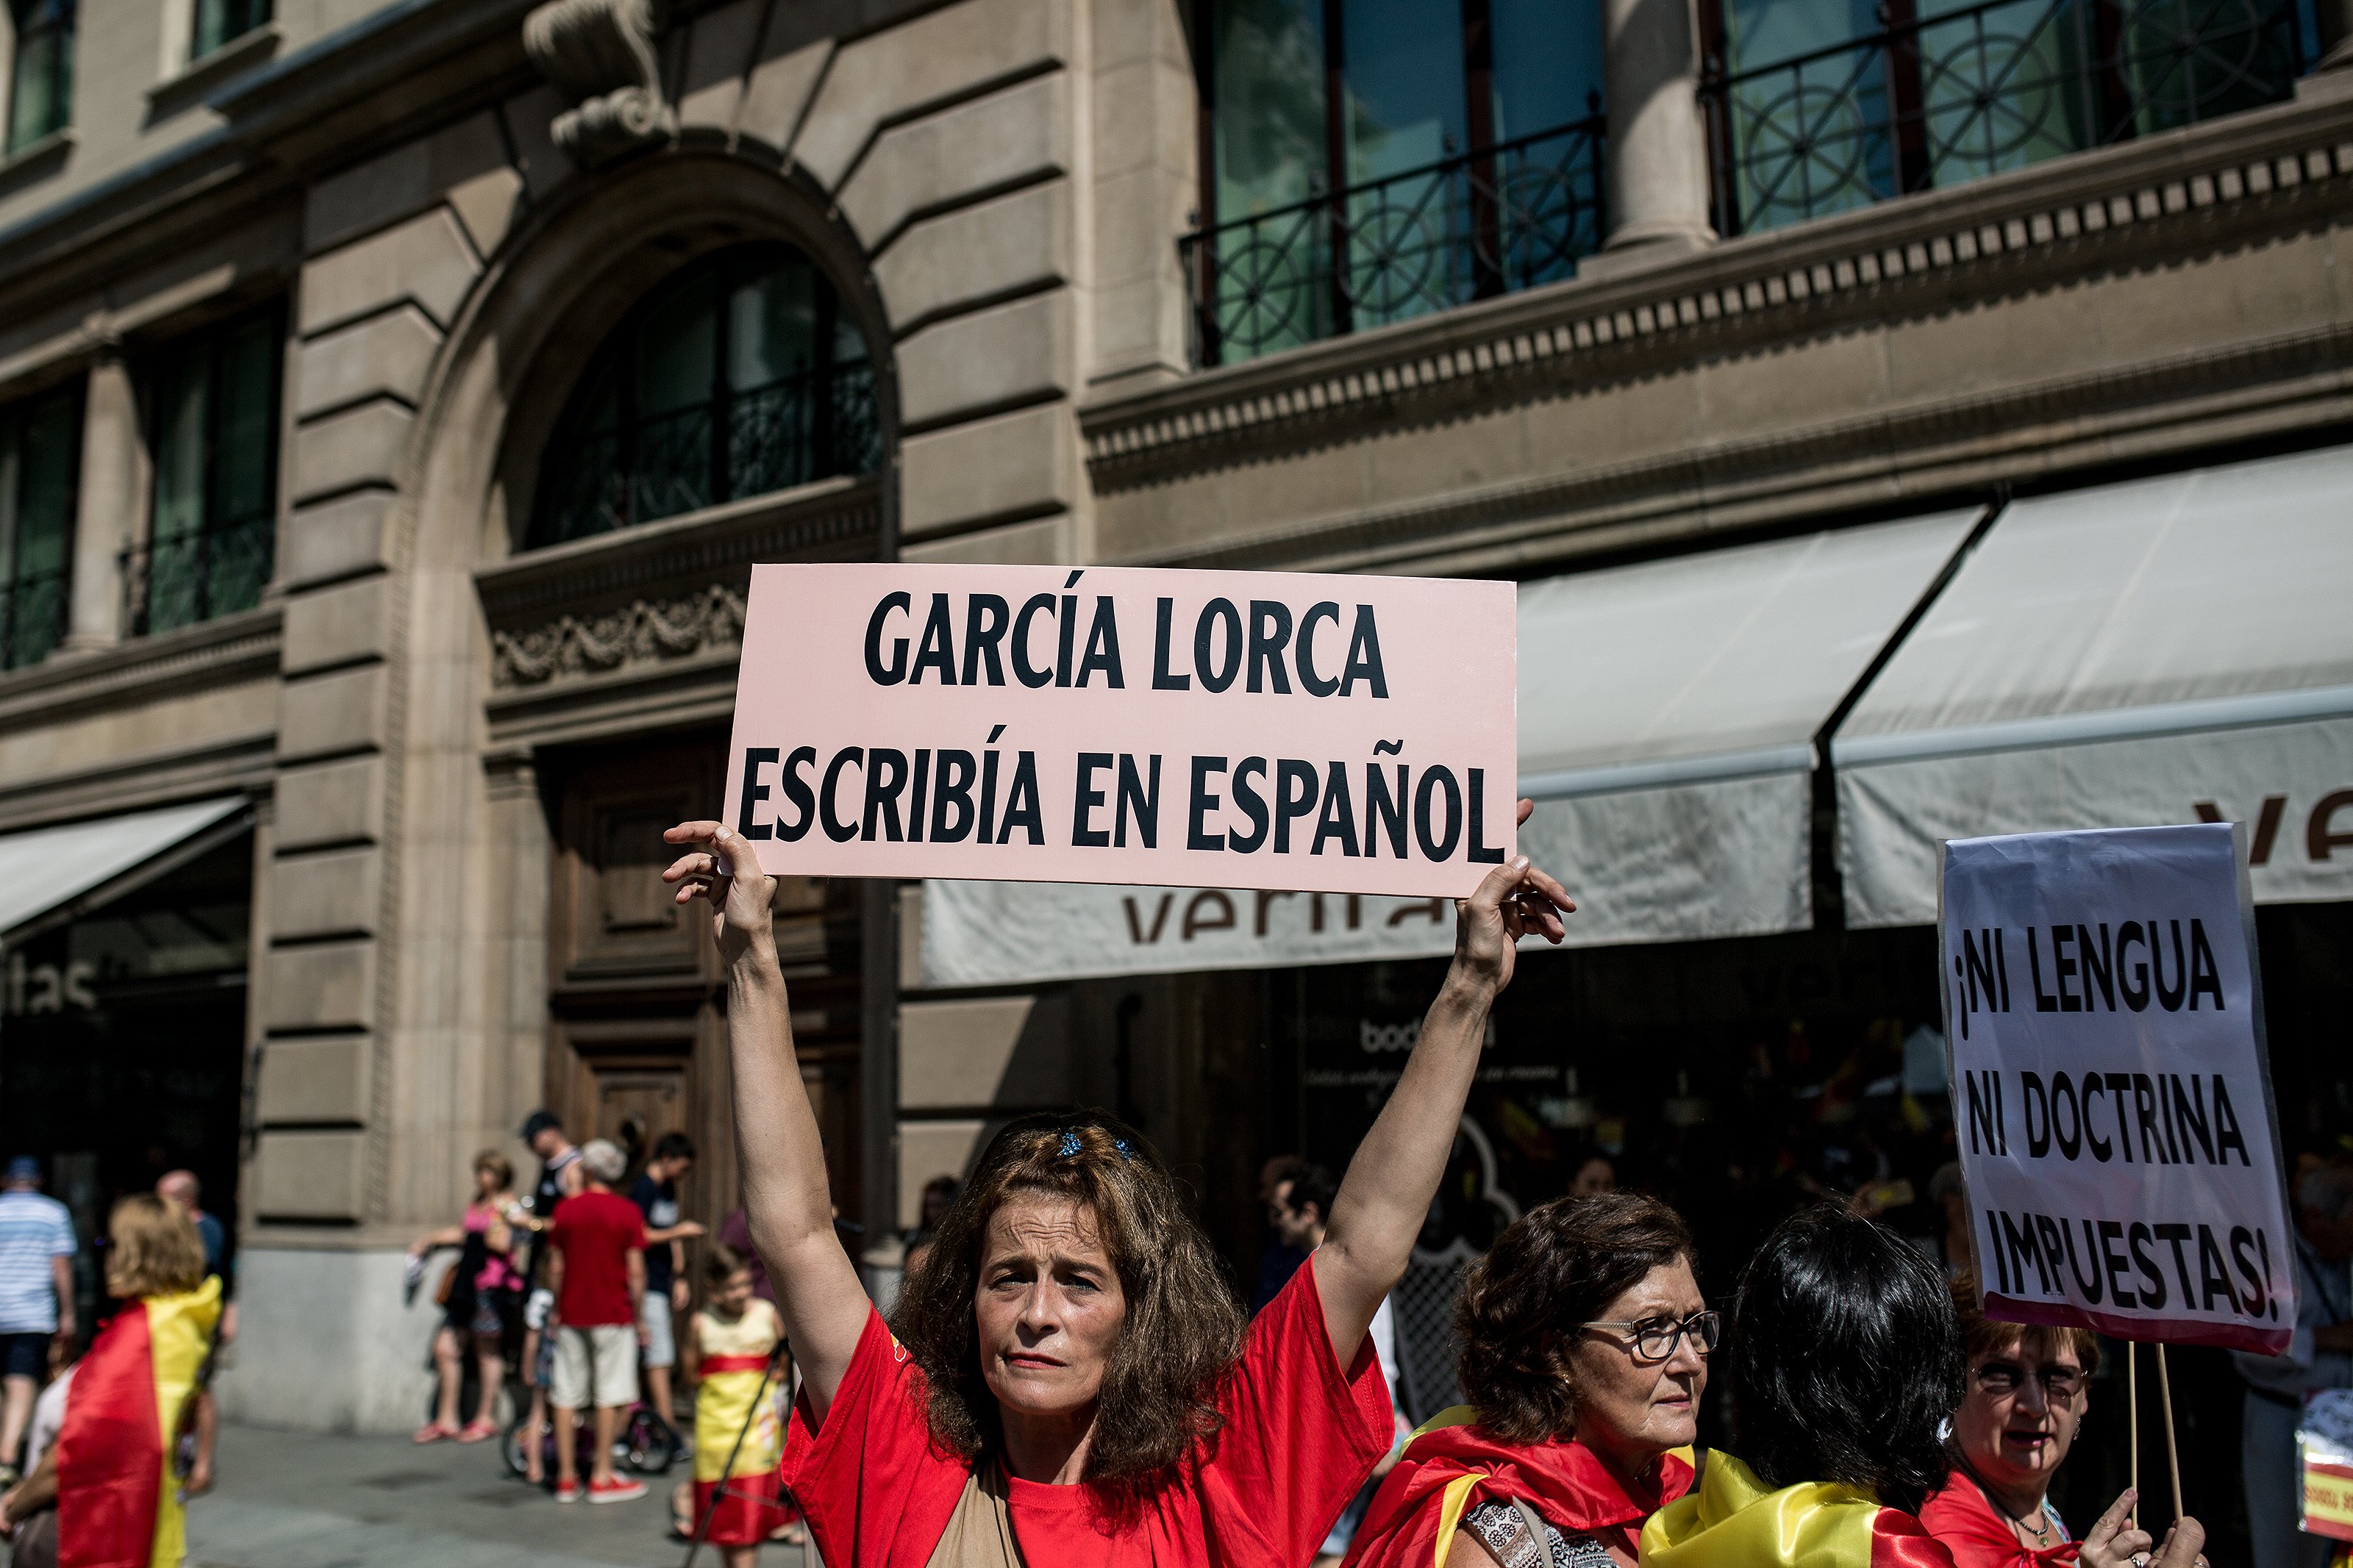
[663,820,872,1420]
[1314,799,1573,1365]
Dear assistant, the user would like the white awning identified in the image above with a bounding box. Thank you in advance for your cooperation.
[0,797,252,945]
[1836,445,2353,928]
[921,509,1985,988]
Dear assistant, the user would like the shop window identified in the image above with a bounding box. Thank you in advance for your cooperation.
[529,245,879,551]
[1699,0,2317,236]
[192,0,271,58]
[1188,0,1606,366]
[7,0,74,153]
[132,307,280,637]
[0,382,80,671]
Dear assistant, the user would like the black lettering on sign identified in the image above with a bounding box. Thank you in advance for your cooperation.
[738,748,779,840]
[865,593,912,684]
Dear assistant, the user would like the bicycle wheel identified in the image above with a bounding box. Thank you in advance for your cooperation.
[624,1409,677,1475]
[501,1412,535,1478]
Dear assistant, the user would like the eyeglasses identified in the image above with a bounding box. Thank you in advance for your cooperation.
[1974,1361,2083,1398]
[1578,1310,1721,1363]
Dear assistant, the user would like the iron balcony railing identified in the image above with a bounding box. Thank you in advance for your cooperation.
[1180,114,1608,369]
[1699,0,2310,237]
[0,564,69,670]
[124,513,274,637]
[535,359,881,543]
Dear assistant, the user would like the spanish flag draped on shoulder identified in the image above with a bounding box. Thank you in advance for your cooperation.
[1641,1453,1958,1568]
[58,1276,221,1568]
[1341,1406,1691,1568]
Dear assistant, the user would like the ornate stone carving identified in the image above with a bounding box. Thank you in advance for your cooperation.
[522,0,674,168]
[492,583,744,687]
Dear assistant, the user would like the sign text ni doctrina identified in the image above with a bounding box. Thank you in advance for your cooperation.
[724,565,1518,898]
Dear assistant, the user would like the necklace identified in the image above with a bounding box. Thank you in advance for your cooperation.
[1959,1459,2054,1547]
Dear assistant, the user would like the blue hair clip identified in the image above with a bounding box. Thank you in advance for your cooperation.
[1058,1131,1082,1157]
[1112,1136,1135,1161]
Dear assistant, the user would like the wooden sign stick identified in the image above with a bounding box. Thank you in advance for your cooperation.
[2157,1343,2184,1523]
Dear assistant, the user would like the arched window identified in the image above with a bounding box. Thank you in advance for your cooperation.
[530,245,878,550]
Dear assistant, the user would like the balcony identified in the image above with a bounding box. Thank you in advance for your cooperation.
[1180,115,1607,369]
[124,515,274,637]
[0,565,68,670]
[1700,0,2313,236]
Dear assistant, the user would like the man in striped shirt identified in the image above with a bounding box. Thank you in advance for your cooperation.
[0,1156,74,1485]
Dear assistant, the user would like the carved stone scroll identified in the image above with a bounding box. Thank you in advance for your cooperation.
[522,0,675,168]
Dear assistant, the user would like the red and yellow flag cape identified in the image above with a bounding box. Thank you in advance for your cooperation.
[1640,1451,1960,1568]
[1342,1406,1692,1568]
[58,1278,221,1568]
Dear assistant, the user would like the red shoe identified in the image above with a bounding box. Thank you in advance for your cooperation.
[554,1480,582,1503]
[588,1475,647,1504]
[412,1421,459,1445]
[456,1418,499,1444]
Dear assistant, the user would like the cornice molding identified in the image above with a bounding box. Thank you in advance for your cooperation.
[1115,321,2353,576]
[491,581,743,687]
[523,0,675,168]
[1081,93,2353,489]
[0,607,282,731]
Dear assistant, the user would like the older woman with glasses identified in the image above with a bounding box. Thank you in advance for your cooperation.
[1345,1192,1707,1568]
[1919,1275,2205,1568]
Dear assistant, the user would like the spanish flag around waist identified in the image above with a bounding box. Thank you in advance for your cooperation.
[1640,1451,1959,1568]
[59,1277,222,1568]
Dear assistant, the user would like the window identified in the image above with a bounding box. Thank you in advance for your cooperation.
[0,383,80,670]
[135,309,280,636]
[1701,0,2315,235]
[1189,0,1606,365]
[7,0,74,153]
[530,245,879,550]
[191,0,270,59]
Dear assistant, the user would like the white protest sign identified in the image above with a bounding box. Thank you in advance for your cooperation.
[724,564,1517,898]
[1940,823,2295,1351]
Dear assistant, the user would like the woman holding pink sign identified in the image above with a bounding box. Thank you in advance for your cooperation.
[661,802,1573,1567]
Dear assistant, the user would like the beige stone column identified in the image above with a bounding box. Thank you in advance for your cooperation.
[60,348,143,651]
[1588,0,1717,275]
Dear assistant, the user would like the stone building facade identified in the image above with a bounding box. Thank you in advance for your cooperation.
[0,0,2346,1438]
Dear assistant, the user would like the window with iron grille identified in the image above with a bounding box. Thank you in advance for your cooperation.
[1187,0,1607,366]
[7,0,74,153]
[1697,0,2318,237]
[0,382,80,672]
[192,0,271,58]
[529,245,879,551]
[132,307,281,637]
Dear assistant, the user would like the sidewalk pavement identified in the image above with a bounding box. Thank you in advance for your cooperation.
[181,1422,819,1568]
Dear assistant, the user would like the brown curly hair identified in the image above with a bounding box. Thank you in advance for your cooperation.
[1454,1191,1696,1444]
[888,1111,1246,1486]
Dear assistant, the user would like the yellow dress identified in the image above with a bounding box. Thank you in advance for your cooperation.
[691,1297,790,1542]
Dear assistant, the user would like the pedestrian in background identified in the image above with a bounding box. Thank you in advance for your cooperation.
[155,1171,228,1495]
[1346,1192,1704,1568]
[678,1242,796,1566]
[0,1158,74,1486]
[38,1195,217,1568]
[407,1150,522,1444]
[1252,1153,1310,1311]
[514,1109,583,1485]
[546,1137,647,1503]
[1268,1163,1410,1565]
[2233,1164,2353,1568]
[629,1131,705,1445]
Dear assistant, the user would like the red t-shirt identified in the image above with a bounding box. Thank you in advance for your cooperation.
[549,1189,645,1328]
[779,1254,1393,1566]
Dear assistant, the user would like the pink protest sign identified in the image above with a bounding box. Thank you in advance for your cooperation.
[724,564,1516,897]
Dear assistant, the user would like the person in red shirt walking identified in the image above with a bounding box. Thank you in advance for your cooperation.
[661,807,1574,1567]
[545,1139,649,1504]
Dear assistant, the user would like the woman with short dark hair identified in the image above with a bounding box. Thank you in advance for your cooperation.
[1344,1192,1706,1568]
[1920,1275,2203,1568]
[663,808,1574,1565]
[1643,1204,1963,1565]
